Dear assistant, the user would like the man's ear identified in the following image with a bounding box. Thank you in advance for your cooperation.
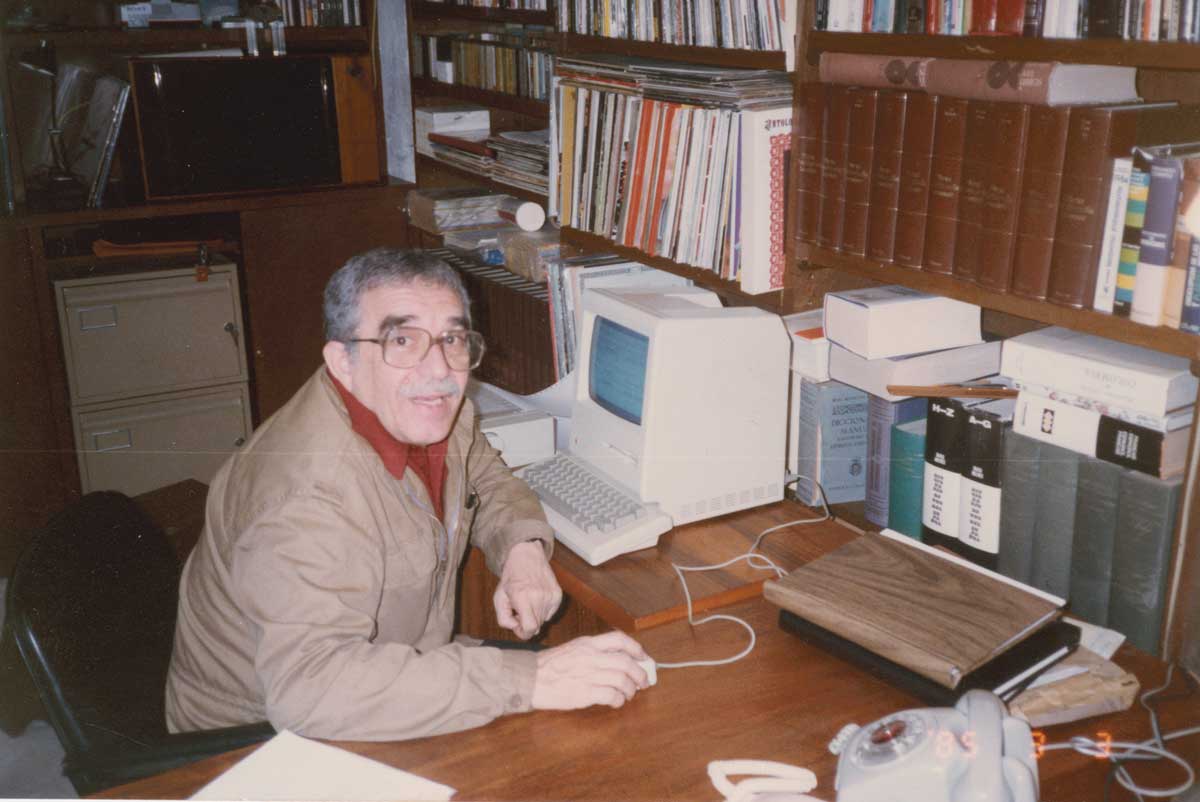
[323,340,354,388]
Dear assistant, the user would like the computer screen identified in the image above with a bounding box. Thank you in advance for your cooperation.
[571,287,791,525]
[589,318,649,425]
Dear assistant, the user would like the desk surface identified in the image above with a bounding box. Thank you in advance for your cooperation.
[96,597,1199,802]
[550,499,860,632]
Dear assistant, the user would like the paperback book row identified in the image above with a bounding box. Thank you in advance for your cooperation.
[416,104,552,195]
[556,0,796,56]
[814,0,1200,39]
[422,0,550,8]
[800,57,1200,329]
[787,287,1197,653]
[552,55,793,294]
[278,0,363,26]
[410,31,555,102]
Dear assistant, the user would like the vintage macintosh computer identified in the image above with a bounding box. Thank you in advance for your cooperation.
[518,286,790,565]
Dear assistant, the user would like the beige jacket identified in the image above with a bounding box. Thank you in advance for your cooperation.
[165,369,554,740]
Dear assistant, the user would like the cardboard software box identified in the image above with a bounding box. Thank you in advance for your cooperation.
[415,105,490,157]
[823,285,983,360]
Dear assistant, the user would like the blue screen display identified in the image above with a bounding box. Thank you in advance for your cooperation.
[589,317,649,425]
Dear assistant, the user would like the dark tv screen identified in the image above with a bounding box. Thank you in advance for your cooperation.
[130,57,342,198]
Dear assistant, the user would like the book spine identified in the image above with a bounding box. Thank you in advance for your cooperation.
[922,397,967,549]
[957,406,1009,570]
[1092,156,1134,313]
[894,93,940,269]
[816,86,854,251]
[970,0,1001,30]
[737,105,793,294]
[1029,442,1081,600]
[866,91,910,264]
[1131,153,1185,326]
[922,97,971,274]
[842,88,882,258]
[1181,236,1200,333]
[1045,106,1131,309]
[888,418,927,540]
[1109,471,1182,653]
[951,101,997,283]
[818,53,930,90]
[1115,164,1152,316]
[867,395,926,527]
[976,102,1033,292]
[923,61,1058,105]
[1010,106,1073,300]
[997,431,1041,585]
[1023,0,1046,33]
[795,83,828,246]
[1069,457,1122,626]
[1088,0,1126,32]
[1161,171,1198,327]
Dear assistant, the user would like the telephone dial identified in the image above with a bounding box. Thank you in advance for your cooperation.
[834,690,1039,802]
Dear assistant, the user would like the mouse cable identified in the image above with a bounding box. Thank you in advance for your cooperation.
[1041,663,1200,800]
[656,475,831,671]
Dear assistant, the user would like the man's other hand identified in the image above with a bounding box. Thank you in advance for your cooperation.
[494,540,563,639]
[531,631,651,710]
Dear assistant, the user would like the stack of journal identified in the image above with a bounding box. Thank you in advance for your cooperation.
[764,529,1079,705]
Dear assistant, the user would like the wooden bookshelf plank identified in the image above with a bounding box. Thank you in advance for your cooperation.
[3,26,369,52]
[800,245,1200,360]
[563,34,787,70]
[808,32,1200,71]
[411,77,550,118]
[410,1,555,25]
[415,154,548,203]
[560,227,785,312]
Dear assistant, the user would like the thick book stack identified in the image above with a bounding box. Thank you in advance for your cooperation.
[410,32,554,101]
[557,0,790,53]
[406,188,512,234]
[800,56,1200,327]
[994,326,1196,651]
[553,55,793,294]
[812,0,1200,39]
[432,248,556,394]
[820,286,1002,531]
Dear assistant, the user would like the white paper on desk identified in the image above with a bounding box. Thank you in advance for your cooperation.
[191,730,455,801]
[474,371,577,451]
[1026,617,1127,690]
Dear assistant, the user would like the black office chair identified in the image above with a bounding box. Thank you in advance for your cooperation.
[5,491,273,796]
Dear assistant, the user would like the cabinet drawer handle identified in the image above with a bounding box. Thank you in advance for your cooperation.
[234,437,246,447]
[224,321,240,347]
[92,428,132,452]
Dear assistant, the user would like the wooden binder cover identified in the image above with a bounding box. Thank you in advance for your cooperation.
[763,530,1063,689]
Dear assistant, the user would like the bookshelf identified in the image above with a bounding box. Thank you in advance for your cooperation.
[561,34,789,69]
[408,0,554,200]
[789,4,1200,668]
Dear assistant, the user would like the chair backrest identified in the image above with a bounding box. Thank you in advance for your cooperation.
[6,491,181,757]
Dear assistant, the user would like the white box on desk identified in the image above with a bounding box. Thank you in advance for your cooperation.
[414,104,490,157]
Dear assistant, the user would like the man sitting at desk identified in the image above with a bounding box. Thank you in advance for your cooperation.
[166,248,650,740]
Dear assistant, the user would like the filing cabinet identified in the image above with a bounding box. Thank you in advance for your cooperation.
[55,262,252,495]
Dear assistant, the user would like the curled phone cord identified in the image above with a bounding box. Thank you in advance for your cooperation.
[656,475,831,671]
[1042,664,1200,800]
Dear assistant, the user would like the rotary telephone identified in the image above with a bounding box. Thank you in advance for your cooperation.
[834,690,1039,802]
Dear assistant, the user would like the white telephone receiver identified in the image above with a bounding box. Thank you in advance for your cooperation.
[834,690,1039,802]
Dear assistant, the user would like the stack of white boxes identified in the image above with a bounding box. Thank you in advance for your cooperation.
[55,262,252,496]
[413,104,490,158]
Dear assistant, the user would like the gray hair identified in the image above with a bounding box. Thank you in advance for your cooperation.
[323,248,471,343]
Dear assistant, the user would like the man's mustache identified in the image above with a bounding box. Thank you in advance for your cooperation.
[400,378,462,398]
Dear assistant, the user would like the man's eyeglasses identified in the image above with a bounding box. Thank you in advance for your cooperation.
[348,327,486,371]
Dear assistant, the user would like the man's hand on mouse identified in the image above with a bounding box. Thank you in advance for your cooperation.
[531,630,653,710]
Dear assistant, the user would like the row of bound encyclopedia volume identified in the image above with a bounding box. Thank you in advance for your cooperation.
[814,0,1200,40]
[764,529,1080,706]
[796,65,1200,326]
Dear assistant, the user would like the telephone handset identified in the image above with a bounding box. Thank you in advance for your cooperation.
[834,689,1039,802]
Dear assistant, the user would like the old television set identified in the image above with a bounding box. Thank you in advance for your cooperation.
[128,55,379,200]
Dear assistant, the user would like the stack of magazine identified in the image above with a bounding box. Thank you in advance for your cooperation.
[488,129,550,194]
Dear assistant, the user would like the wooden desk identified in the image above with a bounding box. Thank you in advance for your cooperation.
[94,597,1200,802]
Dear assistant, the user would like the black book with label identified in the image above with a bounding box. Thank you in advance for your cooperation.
[778,610,1081,706]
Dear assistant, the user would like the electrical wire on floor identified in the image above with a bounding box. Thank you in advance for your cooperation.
[656,475,831,670]
[1041,662,1200,801]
